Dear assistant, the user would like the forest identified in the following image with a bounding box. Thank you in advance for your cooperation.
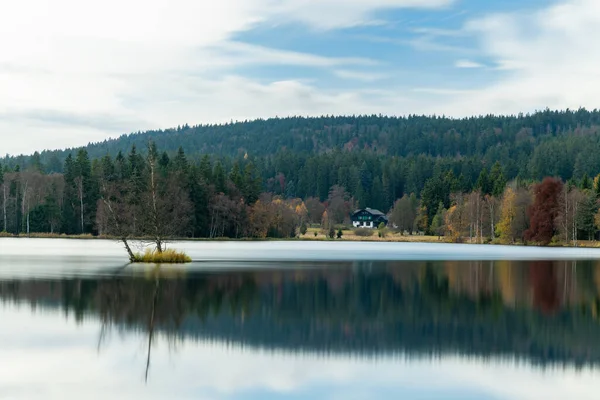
[3,108,600,244]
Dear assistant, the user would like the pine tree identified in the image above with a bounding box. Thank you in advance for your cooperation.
[581,173,592,190]
[430,202,446,238]
[213,161,226,193]
[44,183,61,234]
[159,151,170,174]
[74,149,97,234]
[173,147,188,174]
[490,162,507,197]
[198,155,212,183]
[243,162,261,205]
[229,162,244,190]
[61,154,78,234]
[577,193,597,240]
[31,151,44,173]
[476,167,492,195]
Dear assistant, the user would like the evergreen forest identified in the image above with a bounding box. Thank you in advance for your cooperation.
[3,108,600,244]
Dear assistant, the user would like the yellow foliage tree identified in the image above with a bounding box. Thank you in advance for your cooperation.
[497,187,517,243]
[295,202,308,223]
[248,200,271,238]
[445,205,463,241]
[445,194,468,241]
[594,174,600,194]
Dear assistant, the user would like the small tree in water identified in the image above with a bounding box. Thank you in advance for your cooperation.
[96,142,193,262]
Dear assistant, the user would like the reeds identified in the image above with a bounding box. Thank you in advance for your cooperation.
[132,248,192,263]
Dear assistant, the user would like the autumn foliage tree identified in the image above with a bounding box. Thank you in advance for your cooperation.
[445,193,469,242]
[525,177,563,245]
[497,187,517,243]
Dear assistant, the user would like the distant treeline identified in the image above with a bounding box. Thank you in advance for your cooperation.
[3,109,600,242]
[1,140,600,245]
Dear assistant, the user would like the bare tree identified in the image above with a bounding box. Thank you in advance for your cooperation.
[467,191,485,243]
[557,186,585,246]
[485,194,498,240]
[326,185,352,225]
[98,179,136,261]
[390,194,417,234]
[96,157,137,261]
[141,142,192,252]
[305,197,325,225]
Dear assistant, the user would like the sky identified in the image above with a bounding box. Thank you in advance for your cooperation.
[1,0,599,155]
[3,305,600,400]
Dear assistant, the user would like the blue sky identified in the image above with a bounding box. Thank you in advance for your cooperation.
[1,0,599,154]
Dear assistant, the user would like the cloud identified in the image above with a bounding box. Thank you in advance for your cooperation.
[0,0,455,155]
[410,27,467,37]
[432,0,600,116]
[270,0,455,30]
[210,42,379,68]
[3,0,599,155]
[455,59,485,68]
[333,70,387,82]
[412,88,476,96]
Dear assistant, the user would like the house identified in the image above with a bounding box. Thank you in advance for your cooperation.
[351,208,388,229]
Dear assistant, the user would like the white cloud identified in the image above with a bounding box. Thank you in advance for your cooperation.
[5,0,599,155]
[270,0,455,30]
[0,0,454,155]
[432,0,600,116]
[334,70,387,82]
[411,27,467,37]
[455,59,485,68]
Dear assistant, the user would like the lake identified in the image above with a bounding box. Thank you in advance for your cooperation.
[2,239,600,399]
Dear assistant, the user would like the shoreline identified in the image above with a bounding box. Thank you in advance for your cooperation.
[1,232,600,249]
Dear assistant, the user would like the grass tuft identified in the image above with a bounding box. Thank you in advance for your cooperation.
[353,228,375,237]
[132,248,192,264]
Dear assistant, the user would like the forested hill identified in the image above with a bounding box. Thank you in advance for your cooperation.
[5,108,600,240]
[7,108,600,181]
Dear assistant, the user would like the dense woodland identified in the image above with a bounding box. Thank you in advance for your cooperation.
[4,109,600,244]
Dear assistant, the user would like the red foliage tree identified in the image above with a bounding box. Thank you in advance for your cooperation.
[524,177,563,245]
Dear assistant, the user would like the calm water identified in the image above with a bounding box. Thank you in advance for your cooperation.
[3,239,600,399]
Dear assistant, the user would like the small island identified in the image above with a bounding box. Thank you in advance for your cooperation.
[131,248,191,264]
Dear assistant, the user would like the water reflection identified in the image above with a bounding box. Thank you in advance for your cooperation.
[3,260,600,398]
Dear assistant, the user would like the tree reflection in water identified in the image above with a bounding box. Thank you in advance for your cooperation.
[3,260,600,379]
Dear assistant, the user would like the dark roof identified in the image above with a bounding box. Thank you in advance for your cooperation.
[352,208,386,217]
